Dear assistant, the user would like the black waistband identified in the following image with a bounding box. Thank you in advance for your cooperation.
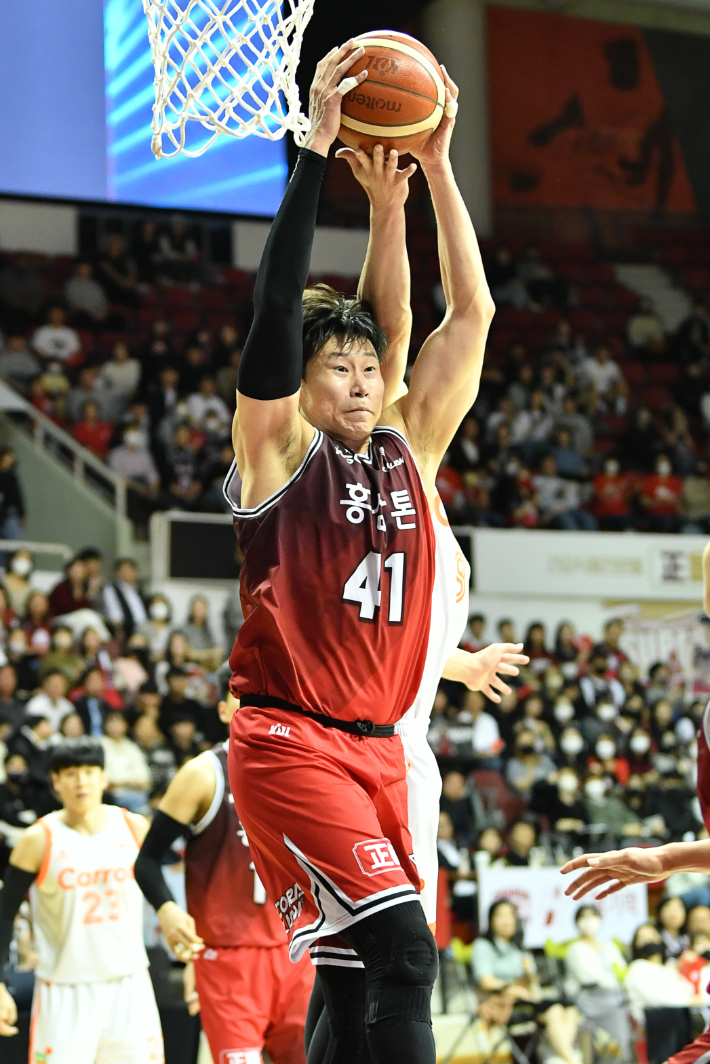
[240,694,396,738]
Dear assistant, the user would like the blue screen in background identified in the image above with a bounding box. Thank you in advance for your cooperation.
[104,0,287,214]
[0,0,287,215]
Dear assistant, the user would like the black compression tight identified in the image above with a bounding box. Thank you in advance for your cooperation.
[307,902,438,1064]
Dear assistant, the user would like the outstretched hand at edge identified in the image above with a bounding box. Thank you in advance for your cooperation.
[560,847,667,901]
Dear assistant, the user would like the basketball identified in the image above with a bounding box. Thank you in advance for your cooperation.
[338,31,446,156]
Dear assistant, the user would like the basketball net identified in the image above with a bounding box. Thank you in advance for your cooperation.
[142,0,316,158]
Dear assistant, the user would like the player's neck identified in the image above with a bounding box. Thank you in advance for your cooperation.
[60,803,109,835]
[328,429,371,455]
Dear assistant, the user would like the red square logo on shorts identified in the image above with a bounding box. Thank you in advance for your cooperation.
[353,838,401,876]
[219,1051,261,1064]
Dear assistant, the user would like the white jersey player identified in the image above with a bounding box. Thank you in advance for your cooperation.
[0,737,163,1064]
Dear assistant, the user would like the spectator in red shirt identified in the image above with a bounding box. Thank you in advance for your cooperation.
[640,454,683,532]
[71,400,114,459]
[591,457,636,531]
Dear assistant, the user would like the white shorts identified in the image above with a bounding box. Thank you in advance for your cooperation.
[29,969,164,1064]
[399,726,442,927]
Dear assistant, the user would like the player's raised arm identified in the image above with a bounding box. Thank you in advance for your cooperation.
[134,754,215,960]
[393,69,495,474]
[337,144,416,405]
[234,43,369,509]
[561,838,710,900]
[0,822,46,1036]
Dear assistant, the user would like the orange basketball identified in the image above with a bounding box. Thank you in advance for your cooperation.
[338,31,445,156]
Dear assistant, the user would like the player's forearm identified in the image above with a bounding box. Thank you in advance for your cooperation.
[441,648,476,685]
[134,810,186,911]
[237,149,326,401]
[423,160,494,320]
[657,839,710,876]
[359,203,412,397]
[0,865,36,971]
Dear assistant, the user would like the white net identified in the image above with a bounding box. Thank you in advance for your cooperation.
[142,0,316,158]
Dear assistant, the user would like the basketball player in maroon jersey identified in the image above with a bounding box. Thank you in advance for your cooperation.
[224,40,494,1064]
[135,689,314,1064]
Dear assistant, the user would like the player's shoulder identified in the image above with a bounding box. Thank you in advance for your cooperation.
[10,817,52,873]
[121,809,151,844]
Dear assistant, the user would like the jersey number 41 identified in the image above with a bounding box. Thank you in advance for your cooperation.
[342,551,405,624]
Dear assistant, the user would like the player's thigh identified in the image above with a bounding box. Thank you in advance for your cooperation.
[29,981,102,1064]
[264,948,315,1064]
[193,947,271,1058]
[96,970,164,1064]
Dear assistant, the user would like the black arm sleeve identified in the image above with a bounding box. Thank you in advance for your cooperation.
[134,810,186,913]
[237,148,327,401]
[0,865,36,973]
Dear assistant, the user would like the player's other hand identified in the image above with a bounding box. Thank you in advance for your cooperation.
[463,643,529,703]
[0,982,18,1037]
[304,42,369,157]
[335,144,417,212]
[561,846,666,901]
[157,901,204,961]
[183,960,201,1016]
[411,67,459,170]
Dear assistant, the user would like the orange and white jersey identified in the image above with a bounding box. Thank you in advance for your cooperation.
[395,494,470,923]
[29,806,148,984]
[396,493,470,736]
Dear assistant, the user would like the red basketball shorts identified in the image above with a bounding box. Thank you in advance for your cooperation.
[193,943,314,1064]
[228,705,422,962]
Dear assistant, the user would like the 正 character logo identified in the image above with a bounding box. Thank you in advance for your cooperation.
[353,838,401,876]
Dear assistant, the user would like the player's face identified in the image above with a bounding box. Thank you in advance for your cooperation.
[301,337,384,451]
[52,764,107,813]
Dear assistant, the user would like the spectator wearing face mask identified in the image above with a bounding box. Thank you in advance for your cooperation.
[624,924,701,1018]
[640,455,683,533]
[506,729,557,801]
[4,548,33,615]
[557,726,587,772]
[564,905,631,1059]
[580,654,625,712]
[627,728,654,775]
[139,594,173,660]
[583,773,642,841]
[589,732,628,785]
[591,458,636,532]
[5,627,40,696]
[107,426,160,525]
[7,711,54,783]
[580,697,623,749]
[552,695,577,734]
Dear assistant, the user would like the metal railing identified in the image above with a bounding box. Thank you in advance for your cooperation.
[7,397,127,519]
[0,538,73,562]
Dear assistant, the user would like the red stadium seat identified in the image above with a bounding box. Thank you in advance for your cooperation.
[649,362,679,385]
[642,386,672,411]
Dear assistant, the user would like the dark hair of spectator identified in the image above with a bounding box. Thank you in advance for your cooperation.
[42,668,67,682]
[484,899,524,949]
[114,557,137,572]
[575,904,600,923]
[139,680,160,695]
[523,622,546,652]
[470,613,485,625]
[49,737,105,774]
[75,546,102,563]
[301,285,387,370]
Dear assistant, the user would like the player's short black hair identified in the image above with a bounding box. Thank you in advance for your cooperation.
[49,737,105,775]
[301,284,387,370]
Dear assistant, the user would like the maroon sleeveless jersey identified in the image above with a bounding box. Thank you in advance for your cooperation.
[185,744,285,948]
[224,426,435,727]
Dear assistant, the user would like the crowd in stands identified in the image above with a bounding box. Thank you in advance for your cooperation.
[4,226,710,534]
[0,543,235,874]
[432,612,705,925]
[437,241,710,531]
[433,610,710,1060]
